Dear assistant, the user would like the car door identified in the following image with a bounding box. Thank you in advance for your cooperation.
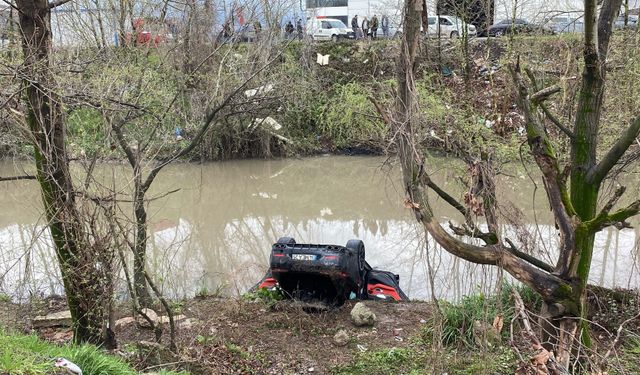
[319,20,333,40]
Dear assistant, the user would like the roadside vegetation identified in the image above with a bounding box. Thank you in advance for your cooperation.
[1,33,637,162]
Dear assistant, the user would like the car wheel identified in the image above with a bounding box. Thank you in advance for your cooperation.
[331,34,338,42]
[277,237,296,245]
[494,30,504,37]
[346,239,366,293]
[450,31,459,38]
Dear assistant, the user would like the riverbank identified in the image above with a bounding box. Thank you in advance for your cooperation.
[3,34,637,163]
[2,285,639,374]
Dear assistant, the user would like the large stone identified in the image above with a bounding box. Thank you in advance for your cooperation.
[136,308,159,328]
[333,329,349,346]
[350,302,376,327]
[33,310,72,328]
[158,314,186,324]
[115,316,136,328]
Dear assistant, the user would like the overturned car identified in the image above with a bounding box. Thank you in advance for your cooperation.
[254,237,408,305]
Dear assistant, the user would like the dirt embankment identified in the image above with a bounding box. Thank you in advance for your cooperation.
[2,297,431,374]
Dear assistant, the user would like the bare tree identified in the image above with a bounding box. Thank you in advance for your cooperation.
[386,0,639,369]
[12,0,115,346]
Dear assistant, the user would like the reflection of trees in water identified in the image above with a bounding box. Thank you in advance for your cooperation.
[2,157,640,300]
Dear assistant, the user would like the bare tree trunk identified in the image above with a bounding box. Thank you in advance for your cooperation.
[15,0,113,347]
[133,168,153,307]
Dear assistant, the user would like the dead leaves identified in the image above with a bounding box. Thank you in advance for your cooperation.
[515,343,566,375]
[403,198,420,209]
[492,314,504,334]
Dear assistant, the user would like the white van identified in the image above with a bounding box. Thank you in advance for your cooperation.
[306,18,353,41]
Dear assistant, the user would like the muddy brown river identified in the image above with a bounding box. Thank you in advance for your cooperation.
[1,156,638,301]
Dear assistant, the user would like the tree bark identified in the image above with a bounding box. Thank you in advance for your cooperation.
[16,0,113,346]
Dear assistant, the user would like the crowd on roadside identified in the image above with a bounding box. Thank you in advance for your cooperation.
[350,14,390,39]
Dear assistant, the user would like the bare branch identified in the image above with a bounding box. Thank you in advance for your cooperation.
[598,185,626,217]
[540,103,574,139]
[589,116,640,184]
[587,199,640,232]
[530,85,561,104]
[48,0,73,9]
[0,175,37,182]
[597,0,624,62]
[505,238,554,273]
[0,0,20,12]
[449,221,498,246]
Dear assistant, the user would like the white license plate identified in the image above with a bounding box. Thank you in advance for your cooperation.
[292,254,316,261]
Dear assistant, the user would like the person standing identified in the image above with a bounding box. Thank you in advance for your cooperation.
[371,15,379,39]
[381,14,389,38]
[361,16,370,38]
[296,18,304,40]
[351,15,359,39]
[285,21,294,39]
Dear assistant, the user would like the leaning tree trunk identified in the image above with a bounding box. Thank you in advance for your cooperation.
[16,0,113,347]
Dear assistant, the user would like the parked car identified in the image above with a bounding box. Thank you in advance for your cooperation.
[544,16,584,33]
[306,18,353,41]
[488,18,553,37]
[426,15,477,38]
[614,14,638,29]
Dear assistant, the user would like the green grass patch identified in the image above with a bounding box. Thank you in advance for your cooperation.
[0,330,187,375]
[421,284,541,348]
[332,347,425,375]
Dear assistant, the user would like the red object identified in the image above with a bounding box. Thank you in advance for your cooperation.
[258,277,278,289]
[272,253,285,257]
[367,283,402,301]
[236,7,245,26]
[126,18,168,47]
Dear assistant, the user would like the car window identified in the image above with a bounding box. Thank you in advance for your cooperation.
[321,21,332,29]
[428,17,436,25]
[329,20,346,28]
[440,18,452,26]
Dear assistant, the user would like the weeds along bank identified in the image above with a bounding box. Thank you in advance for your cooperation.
[1,34,639,163]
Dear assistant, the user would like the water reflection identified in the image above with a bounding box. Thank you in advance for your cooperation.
[0,156,638,301]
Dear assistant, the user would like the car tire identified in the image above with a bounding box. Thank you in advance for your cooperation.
[331,34,338,42]
[346,240,366,292]
[277,237,296,245]
[450,31,459,38]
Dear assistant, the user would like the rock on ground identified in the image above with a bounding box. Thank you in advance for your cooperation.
[32,310,72,328]
[137,308,159,328]
[333,329,349,346]
[350,302,377,327]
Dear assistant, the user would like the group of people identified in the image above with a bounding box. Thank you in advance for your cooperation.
[351,14,390,39]
[284,19,304,40]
